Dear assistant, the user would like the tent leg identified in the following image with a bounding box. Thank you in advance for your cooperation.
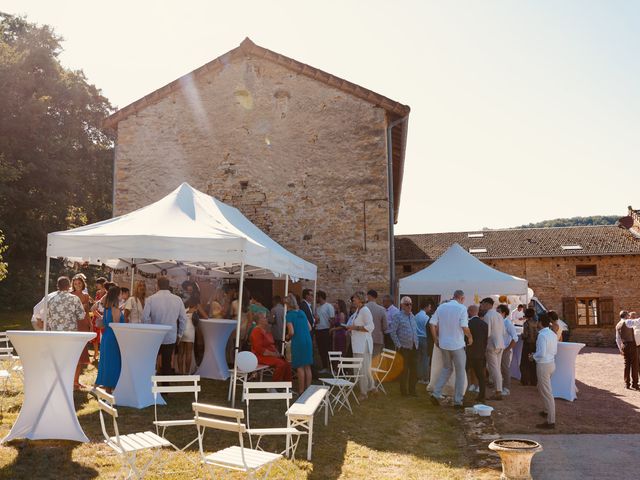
[281,275,289,356]
[231,262,245,408]
[43,256,51,331]
[312,280,317,315]
[130,260,135,293]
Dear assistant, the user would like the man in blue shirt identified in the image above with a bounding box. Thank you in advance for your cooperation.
[390,296,419,396]
[415,300,433,384]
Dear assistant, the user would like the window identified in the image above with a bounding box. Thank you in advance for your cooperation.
[469,248,487,254]
[576,265,597,277]
[403,264,412,273]
[576,298,599,326]
[561,245,583,251]
[467,233,484,238]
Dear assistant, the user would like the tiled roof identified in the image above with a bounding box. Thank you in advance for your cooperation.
[103,38,410,221]
[395,226,640,262]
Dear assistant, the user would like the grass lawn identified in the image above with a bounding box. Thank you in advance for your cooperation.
[0,311,495,479]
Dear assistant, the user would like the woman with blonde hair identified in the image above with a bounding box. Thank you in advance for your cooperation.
[347,291,375,400]
[124,280,146,324]
[285,293,313,394]
[70,273,91,389]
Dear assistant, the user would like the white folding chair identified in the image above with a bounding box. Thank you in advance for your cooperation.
[243,381,303,458]
[92,387,171,479]
[320,357,363,415]
[193,402,281,480]
[328,351,343,377]
[0,333,22,380]
[370,348,397,395]
[0,347,14,398]
[151,375,200,455]
[228,352,271,406]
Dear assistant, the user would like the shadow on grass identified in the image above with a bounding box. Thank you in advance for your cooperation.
[0,440,98,480]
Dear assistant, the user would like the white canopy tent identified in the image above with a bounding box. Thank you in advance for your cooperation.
[45,182,317,405]
[398,243,528,303]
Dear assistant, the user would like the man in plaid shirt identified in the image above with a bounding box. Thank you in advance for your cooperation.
[389,296,419,396]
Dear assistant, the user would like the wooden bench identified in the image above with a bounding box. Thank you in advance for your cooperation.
[285,384,329,460]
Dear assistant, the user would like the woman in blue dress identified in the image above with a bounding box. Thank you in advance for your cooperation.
[285,293,313,394]
[95,285,123,393]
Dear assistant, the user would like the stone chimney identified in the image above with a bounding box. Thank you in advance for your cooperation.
[627,206,640,236]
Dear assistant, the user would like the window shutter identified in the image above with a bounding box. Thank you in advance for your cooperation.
[562,297,577,328]
[600,297,614,326]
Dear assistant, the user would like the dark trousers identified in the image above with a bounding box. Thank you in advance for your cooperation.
[399,347,418,395]
[623,342,639,387]
[468,356,487,401]
[316,329,331,370]
[158,343,175,376]
[520,342,538,386]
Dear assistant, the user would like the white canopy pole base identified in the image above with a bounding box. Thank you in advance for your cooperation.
[281,275,289,356]
[231,262,245,408]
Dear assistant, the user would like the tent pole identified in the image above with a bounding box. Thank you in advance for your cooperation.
[130,259,135,293]
[231,262,245,408]
[43,256,51,331]
[281,275,289,356]
[312,280,317,315]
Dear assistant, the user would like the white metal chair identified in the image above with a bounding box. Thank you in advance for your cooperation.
[92,387,171,479]
[0,333,22,380]
[328,351,343,377]
[243,381,303,458]
[320,357,363,414]
[193,402,281,479]
[227,351,271,406]
[370,348,397,395]
[151,375,200,455]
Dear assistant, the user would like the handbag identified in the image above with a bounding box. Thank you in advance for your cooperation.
[192,310,200,328]
[284,340,292,363]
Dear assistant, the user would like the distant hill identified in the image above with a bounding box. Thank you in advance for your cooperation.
[517,216,620,228]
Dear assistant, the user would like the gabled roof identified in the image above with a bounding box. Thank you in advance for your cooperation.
[103,38,410,221]
[396,225,640,262]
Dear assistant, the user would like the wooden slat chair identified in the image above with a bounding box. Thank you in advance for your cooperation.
[328,351,343,377]
[243,381,303,458]
[320,357,363,415]
[151,375,200,455]
[92,387,171,479]
[370,348,397,395]
[193,402,281,479]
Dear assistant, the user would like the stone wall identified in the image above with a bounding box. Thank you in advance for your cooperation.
[113,54,392,302]
[397,254,640,347]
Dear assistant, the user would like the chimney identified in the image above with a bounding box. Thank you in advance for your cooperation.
[628,206,640,236]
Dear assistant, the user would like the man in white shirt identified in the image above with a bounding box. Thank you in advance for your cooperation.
[480,297,506,401]
[142,276,187,375]
[510,304,525,326]
[615,310,640,390]
[366,290,388,357]
[429,290,473,408]
[533,313,558,429]
[314,290,335,373]
[497,304,518,395]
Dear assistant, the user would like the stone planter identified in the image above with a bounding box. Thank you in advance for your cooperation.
[488,438,543,480]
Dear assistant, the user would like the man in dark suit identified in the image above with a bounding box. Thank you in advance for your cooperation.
[466,304,488,403]
[300,288,315,334]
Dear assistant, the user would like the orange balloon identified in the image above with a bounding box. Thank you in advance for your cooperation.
[372,350,404,382]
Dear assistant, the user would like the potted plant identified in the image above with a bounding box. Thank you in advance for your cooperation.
[488,438,542,480]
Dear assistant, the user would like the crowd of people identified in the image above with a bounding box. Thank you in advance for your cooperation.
[33,273,574,428]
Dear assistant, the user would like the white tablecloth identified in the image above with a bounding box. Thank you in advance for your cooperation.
[111,323,171,408]
[2,330,96,443]
[551,342,585,401]
[509,337,524,381]
[195,319,236,380]
[427,346,468,396]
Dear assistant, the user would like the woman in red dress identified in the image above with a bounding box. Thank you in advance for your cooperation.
[70,273,92,389]
[250,311,292,382]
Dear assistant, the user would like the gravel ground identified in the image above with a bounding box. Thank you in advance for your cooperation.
[491,347,640,434]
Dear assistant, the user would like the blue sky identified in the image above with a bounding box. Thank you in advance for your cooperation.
[4,0,639,233]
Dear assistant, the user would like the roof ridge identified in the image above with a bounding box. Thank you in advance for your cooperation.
[397,224,622,237]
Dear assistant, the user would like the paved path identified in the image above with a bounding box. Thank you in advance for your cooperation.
[505,434,640,480]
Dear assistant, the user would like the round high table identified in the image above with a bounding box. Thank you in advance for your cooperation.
[550,342,585,401]
[2,330,96,443]
[111,323,171,408]
[195,319,236,380]
[427,345,468,397]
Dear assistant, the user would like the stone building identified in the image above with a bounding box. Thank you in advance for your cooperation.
[396,215,640,346]
[104,38,410,302]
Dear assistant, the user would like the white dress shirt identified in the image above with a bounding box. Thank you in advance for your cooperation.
[350,306,374,354]
[142,289,187,344]
[430,300,468,351]
[503,317,518,348]
[510,309,525,325]
[615,318,640,351]
[484,309,506,350]
[533,327,558,364]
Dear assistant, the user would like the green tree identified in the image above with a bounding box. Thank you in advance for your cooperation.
[0,13,114,308]
[0,230,7,282]
[517,215,619,229]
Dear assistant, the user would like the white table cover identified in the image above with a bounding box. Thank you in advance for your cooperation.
[111,323,171,408]
[427,345,468,396]
[509,337,524,380]
[2,330,96,443]
[550,342,585,401]
[195,319,236,380]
